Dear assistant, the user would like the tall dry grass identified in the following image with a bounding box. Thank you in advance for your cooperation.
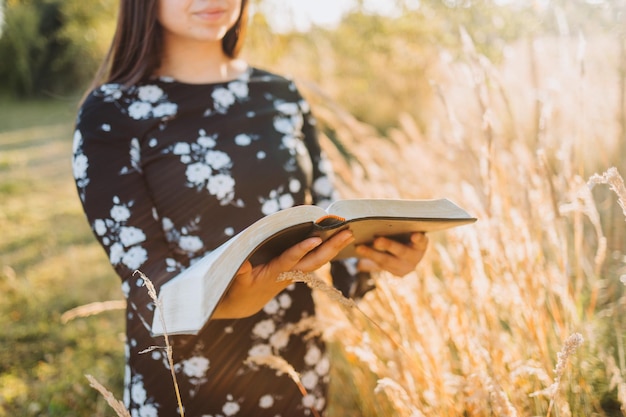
[297,31,626,416]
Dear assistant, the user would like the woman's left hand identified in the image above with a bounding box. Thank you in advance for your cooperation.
[355,232,429,277]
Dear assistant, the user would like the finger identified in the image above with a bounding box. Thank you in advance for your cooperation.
[294,229,355,271]
[356,244,409,272]
[410,232,429,251]
[356,236,426,277]
[268,237,324,276]
[356,258,380,273]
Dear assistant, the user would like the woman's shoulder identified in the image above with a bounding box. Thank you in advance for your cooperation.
[81,82,127,107]
[78,82,131,124]
[78,80,179,126]
[249,67,297,86]
[247,67,305,98]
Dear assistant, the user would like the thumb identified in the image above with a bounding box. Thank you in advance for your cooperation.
[236,260,253,276]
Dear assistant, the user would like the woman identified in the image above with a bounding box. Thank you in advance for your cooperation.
[72,0,428,415]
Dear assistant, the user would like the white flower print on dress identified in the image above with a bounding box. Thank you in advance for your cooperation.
[93,197,149,271]
[234,133,257,146]
[261,198,279,215]
[302,394,316,409]
[263,299,280,315]
[212,87,236,113]
[252,319,276,339]
[72,129,89,199]
[99,83,123,101]
[119,226,146,247]
[129,374,159,416]
[137,404,158,417]
[289,178,301,193]
[299,98,311,114]
[173,142,191,155]
[178,235,203,252]
[205,150,231,170]
[161,217,205,258]
[119,138,142,175]
[131,380,147,404]
[110,205,131,222]
[122,246,148,270]
[124,84,178,120]
[304,345,322,366]
[269,329,290,351]
[301,370,319,390]
[197,134,216,149]
[260,187,295,215]
[128,101,152,120]
[94,219,107,236]
[222,399,240,416]
[186,162,212,184]
[204,80,249,116]
[152,102,177,118]
[109,242,124,264]
[278,293,292,309]
[72,152,88,182]
[181,356,210,379]
[273,101,308,173]
[274,102,303,135]
[137,85,164,103]
[228,80,249,98]
[166,130,237,205]
[315,356,330,376]
[129,138,142,172]
[313,176,333,200]
[258,394,274,409]
[208,174,236,200]
[315,397,326,412]
[248,344,272,358]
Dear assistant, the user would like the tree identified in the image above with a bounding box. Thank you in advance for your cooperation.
[0,0,115,98]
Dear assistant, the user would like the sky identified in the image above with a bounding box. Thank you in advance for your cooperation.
[256,0,414,32]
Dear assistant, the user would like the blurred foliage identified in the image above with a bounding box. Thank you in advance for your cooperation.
[0,0,116,98]
[243,0,626,129]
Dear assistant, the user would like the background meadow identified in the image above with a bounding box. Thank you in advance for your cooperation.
[1,0,625,415]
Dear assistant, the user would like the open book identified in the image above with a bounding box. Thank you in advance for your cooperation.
[152,198,476,336]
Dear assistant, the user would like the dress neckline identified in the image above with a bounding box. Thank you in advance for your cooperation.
[155,65,254,87]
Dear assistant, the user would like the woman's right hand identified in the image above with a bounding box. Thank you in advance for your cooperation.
[211,229,355,319]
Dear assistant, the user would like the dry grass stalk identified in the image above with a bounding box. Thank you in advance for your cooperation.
[375,377,426,417]
[288,315,322,341]
[277,270,357,309]
[588,167,626,219]
[60,300,126,323]
[85,374,131,417]
[278,271,415,359]
[531,333,584,417]
[244,355,321,417]
[134,271,185,417]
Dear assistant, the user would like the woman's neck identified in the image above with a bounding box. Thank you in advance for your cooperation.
[155,38,248,84]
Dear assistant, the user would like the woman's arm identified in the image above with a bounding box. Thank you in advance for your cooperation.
[73,90,183,331]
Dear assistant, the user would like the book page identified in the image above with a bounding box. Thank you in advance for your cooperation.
[327,198,474,221]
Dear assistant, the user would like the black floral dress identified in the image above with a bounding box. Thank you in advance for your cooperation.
[72,67,359,417]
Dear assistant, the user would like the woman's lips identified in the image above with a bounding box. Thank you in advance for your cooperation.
[193,9,227,21]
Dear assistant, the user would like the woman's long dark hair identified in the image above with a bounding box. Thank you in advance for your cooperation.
[90,0,249,89]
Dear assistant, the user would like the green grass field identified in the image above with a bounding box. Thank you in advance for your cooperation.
[0,98,126,416]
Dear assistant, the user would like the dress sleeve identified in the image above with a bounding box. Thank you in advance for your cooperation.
[297,93,375,299]
[72,91,184,332]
